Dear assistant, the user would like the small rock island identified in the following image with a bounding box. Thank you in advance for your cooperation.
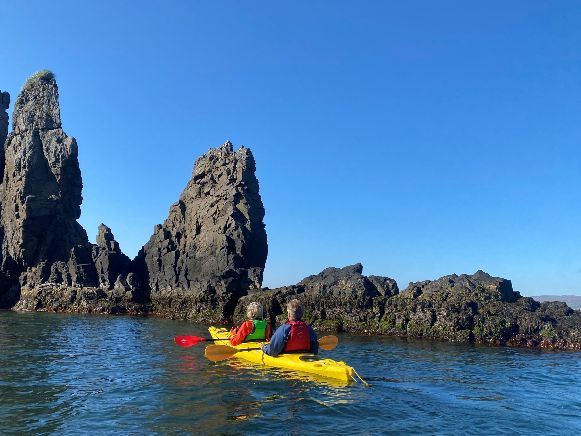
[0,71,579,350]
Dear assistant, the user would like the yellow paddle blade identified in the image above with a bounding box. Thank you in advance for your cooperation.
[204,344,238,362]
[318,335,339,351]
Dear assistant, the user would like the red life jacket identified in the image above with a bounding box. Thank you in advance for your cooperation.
[283,320,311,352]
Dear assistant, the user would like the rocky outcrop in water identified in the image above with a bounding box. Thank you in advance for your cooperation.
[380,271,521,342]
[131,141,268,321]
[234,267,581,350]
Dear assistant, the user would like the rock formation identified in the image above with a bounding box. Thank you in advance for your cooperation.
[380,271,521,342]
[131,141,268,320]
[235,267,580,350]
[2,71,268,320]
[0,90,10,306]
[0,71,97,303]
[235,263,398,330]
[92,224,130,289]
[0,90,9,159]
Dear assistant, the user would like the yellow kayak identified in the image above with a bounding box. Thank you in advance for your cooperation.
[208,326,356,383]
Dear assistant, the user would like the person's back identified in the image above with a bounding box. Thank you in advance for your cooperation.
[229,302,271,346]
[261,299,318,356]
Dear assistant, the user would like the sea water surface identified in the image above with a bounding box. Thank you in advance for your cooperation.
[0,312,579,435]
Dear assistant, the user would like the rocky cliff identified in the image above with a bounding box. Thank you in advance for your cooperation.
[0,90,8,162]
[0,90,10,306]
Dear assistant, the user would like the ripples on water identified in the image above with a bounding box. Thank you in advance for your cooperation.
[0,312,579,434]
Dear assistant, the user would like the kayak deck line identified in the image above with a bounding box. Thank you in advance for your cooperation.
[208,327,359,384]
[351,367,370,386]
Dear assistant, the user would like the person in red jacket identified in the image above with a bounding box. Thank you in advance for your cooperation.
[261,299,318,356]
[229,302,272,346]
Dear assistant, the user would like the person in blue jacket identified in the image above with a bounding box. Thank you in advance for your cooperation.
[261,299,318,356]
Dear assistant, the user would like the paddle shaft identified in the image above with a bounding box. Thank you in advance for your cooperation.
[174,335,230,348]
[175,336,223,343]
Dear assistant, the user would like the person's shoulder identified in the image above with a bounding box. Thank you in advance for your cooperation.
[274,322,290,332]
[240,319,253,330]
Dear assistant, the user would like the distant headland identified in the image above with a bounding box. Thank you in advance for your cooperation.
[531,295,581,310]
[0,71,579,351]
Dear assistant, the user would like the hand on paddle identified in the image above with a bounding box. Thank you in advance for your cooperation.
[204,335,339,362]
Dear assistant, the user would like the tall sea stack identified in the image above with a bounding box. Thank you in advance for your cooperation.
[132,141,268,320]
[0,90,10,306]
[0,71,97,307]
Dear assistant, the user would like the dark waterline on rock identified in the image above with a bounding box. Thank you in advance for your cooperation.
[1,312,579,434]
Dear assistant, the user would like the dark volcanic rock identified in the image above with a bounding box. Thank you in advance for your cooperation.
[379,271,581,349]
[235,266,581,350]
[0,90,10,305]
[92,224,130,289]
[234,264,398,330]
[402,270,520,303]
[379,271,519,343]
[298,263,398,298]
[15,283,148,315]
[0,71,97,307]
[132,140,268,321]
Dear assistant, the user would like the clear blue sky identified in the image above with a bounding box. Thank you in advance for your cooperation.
[1,1,580,295]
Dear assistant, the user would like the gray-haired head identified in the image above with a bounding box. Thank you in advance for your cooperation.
[286,299,304,321]
[246,302,264,320]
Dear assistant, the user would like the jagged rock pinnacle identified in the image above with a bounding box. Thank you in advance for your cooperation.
[133,140,268,317]
[1,71,97,291]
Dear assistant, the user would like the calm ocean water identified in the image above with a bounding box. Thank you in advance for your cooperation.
[0,312,579,435]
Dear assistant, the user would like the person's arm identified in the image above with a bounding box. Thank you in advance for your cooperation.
[262,324,290,356]
[309,325,319,355]
[265,323,272,341]
[229,320,253,346]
